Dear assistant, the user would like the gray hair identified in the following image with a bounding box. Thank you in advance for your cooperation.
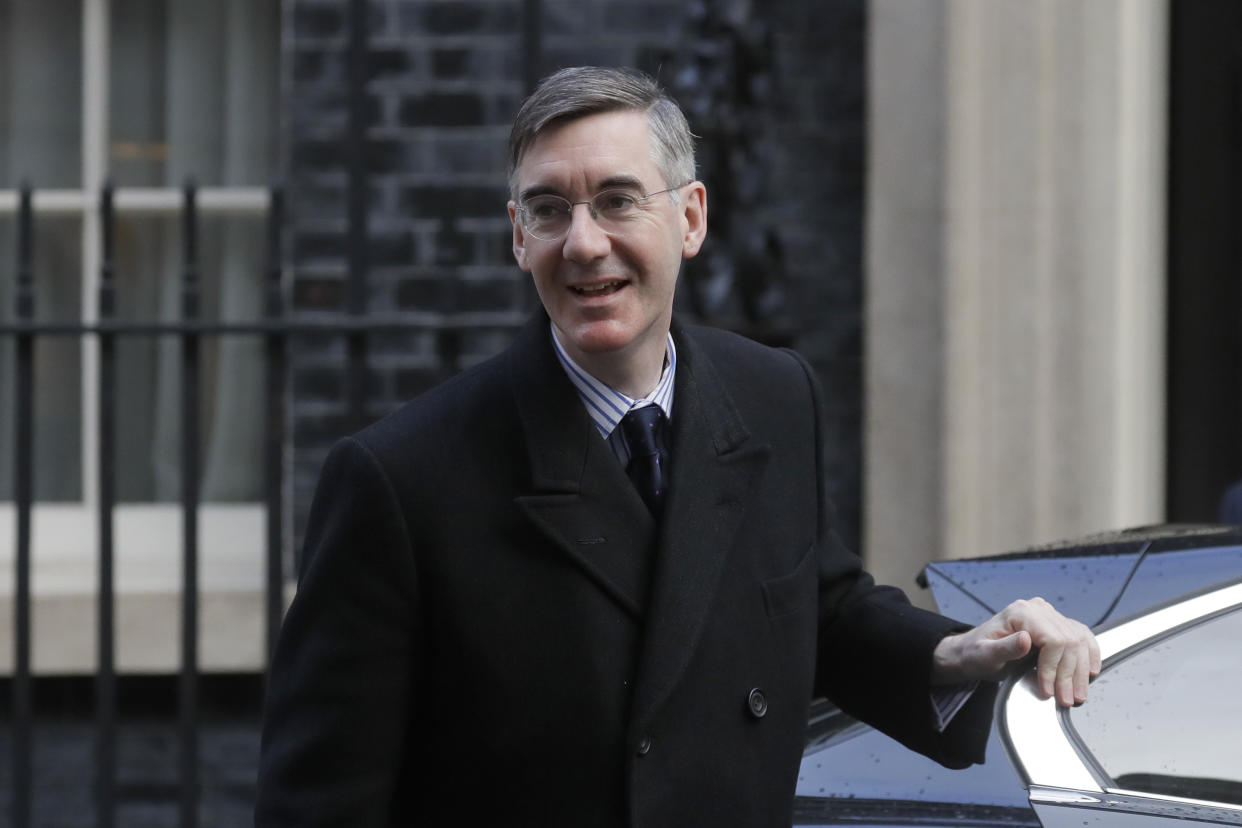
[507,66,697,199]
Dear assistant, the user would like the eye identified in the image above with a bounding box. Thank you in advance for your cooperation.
[596,190,639,214]
[524,196,568,221]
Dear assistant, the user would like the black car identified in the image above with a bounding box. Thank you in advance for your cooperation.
[794,524,1242,828]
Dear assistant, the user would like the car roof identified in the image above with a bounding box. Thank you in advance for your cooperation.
[919,524,1242,627]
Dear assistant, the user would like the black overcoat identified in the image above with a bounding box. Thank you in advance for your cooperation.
[255,315,994,827]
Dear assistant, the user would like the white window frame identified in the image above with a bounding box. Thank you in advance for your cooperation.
[0,0,279,675]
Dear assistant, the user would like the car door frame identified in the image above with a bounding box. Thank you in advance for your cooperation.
[999,579,1242,827]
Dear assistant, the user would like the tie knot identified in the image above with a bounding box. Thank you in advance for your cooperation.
[620,405,664,458]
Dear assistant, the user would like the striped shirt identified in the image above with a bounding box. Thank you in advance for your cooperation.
[549,324,675,467]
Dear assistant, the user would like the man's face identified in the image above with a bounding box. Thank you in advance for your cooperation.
[508,110,706,376]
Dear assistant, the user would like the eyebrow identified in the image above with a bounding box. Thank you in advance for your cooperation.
[597,174,646,192]
[518,184,561,202]
[518,174,649,203]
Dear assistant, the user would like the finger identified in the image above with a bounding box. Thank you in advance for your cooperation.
[1056,645,1079,707]
[1037,640,1065,700]
[1072,644,1091,704]
[1088,628,1102,677]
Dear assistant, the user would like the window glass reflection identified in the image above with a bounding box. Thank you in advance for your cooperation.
[1071,606,1242,806]
[0,1,83,189]
[109,0,279,188]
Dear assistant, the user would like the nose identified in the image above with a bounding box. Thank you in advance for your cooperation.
[561,201,611,264]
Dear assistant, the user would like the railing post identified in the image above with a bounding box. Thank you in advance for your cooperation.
[264,184,287,668]
[179,178,201,828]
[12,179,35,828]
[96,179,118,828]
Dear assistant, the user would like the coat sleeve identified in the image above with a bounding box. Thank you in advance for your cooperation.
[255,436,423,826]
[787,349,997,769]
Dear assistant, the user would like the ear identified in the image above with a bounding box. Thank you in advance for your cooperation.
[508,201,532,272]
[680,182,708,259]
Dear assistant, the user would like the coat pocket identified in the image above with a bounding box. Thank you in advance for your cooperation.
[761,543,817,618]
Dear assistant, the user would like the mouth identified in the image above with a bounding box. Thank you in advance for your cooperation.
[570,280,628,297]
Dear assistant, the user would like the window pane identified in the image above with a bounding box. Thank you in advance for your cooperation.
[1071,607,1242,806]
[112,212,265,502]
[0,214,84,501]
[109,0,280,188]
[0,0,83,188]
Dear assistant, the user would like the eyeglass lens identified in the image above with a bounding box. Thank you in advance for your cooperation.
[520,186,681,241]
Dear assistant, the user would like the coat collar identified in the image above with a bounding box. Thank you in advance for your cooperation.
[509,315,658,616]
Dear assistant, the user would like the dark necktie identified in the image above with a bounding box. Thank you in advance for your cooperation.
[619,405,669,517]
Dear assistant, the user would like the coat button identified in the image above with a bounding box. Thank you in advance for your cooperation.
[747,688,768,719]
[637,735,652,756]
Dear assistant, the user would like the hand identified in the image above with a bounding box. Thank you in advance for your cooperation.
[931,597,1101,707]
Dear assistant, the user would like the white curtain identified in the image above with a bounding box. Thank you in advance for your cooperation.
[113,0,277,502]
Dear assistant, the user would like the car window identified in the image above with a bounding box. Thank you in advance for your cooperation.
[1068,606,1242,807]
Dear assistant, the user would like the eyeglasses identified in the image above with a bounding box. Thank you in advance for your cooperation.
[515,183,691,242]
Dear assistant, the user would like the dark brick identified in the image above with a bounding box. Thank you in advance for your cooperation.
[601,1,685,32]
[542,0,597,36]
[291,179,348,220]
[365,138,407,174]
[292,137,348,173]
[394,364,449,400]
[400,185,505,218]
[363,94,386,127]
[294,3,346,39]
[487,90,525,126]
[427,135,507,178]
[433,226,473,266]
[432,47,472,79]
[292,47,345,84]
[540,43,629,71]
[367,47,411,81]
[294,230,347,262]
[371,329,440,360]
[425,1,483,35]
[294,365,344,400]
[458,327,519,364]
[398,91,485,127]
[493,43,525,81]
[368,229,416,267]
[294,412,351,446]
[407,1,521,36]
[457,277,521,313]
[485,228,515,264]
[292,276,345,311]
[396,274,445,310]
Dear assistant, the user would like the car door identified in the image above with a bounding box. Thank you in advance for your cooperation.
[1001,579,1242,827]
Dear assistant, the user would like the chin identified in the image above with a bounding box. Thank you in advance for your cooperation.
[570,327,638,356]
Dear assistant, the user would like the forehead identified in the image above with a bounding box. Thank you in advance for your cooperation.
[515,109,660,194]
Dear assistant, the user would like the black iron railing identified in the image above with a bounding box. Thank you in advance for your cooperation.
[2,180,289,828]
[1,180,523,827]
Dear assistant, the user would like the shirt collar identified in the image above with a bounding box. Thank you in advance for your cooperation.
[549,324,676,439]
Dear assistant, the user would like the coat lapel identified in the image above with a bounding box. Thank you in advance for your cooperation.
[509,316,657,618]
[629,325,770,733]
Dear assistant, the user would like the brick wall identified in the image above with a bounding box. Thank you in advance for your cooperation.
[286,0,865,552]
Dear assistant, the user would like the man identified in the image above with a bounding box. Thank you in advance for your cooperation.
[256,66,1097,827]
